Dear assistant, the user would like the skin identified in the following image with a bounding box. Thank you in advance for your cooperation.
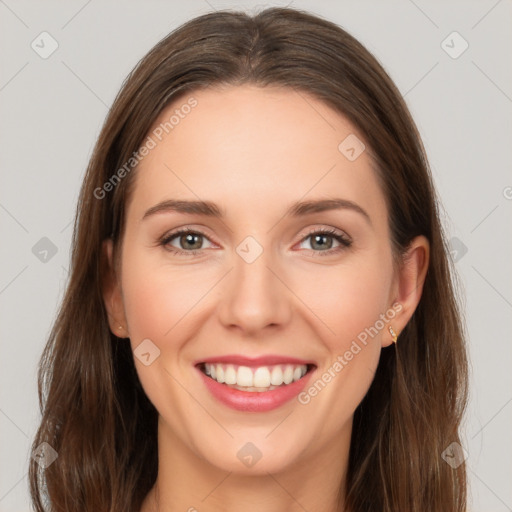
[102,84,429,512]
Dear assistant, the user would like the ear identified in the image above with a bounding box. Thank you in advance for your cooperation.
[101,238,129,338]
[383,235,430,347]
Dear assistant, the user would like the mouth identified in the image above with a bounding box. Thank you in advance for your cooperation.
[196,362,316,392]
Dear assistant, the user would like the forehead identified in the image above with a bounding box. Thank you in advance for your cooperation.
[127,84,387,227]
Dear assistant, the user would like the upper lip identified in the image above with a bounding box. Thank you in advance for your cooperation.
[195,354,316,367]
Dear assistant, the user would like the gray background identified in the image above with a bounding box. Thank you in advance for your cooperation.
[1,0,511,510]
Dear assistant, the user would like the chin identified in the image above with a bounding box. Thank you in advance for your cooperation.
[193,433,305,476]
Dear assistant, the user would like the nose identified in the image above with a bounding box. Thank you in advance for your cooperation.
[216,243,292,335]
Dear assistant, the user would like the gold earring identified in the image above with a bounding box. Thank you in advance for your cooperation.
[389,326,398,344]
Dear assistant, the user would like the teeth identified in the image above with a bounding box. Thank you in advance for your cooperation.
[283,365,294,384]
[237,366,253,387]
[224,365,237,385]
[202,363,308,390]
[270,366,283,385]
[253,367,270,387]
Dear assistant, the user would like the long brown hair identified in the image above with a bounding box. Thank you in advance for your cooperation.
[29,7,469,511]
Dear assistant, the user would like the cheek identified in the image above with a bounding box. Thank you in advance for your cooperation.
[294,259,392,347]
[120,249,210,342]
[118,249,208,422]
[293,255,392,404]
[294,264,391,426]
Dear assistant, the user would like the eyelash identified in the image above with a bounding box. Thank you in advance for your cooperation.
[158,227,352,258]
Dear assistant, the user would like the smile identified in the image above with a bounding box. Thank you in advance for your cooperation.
[199,363,310,391]
[195,358,316,412]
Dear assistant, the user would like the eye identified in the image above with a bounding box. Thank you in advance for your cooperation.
[297,228,352,256]
[159,228,214,256]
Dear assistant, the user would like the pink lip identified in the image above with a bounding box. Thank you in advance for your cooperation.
[196,354,315,367]
[195,364,316,413]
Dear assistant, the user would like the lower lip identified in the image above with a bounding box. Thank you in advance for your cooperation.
[197,366,315,412]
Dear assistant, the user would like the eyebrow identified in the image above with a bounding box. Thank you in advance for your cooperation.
[142,198,371,225]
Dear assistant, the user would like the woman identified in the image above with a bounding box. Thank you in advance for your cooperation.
[29,7,468,512]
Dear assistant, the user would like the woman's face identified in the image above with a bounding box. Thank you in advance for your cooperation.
[104,84,421,474]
